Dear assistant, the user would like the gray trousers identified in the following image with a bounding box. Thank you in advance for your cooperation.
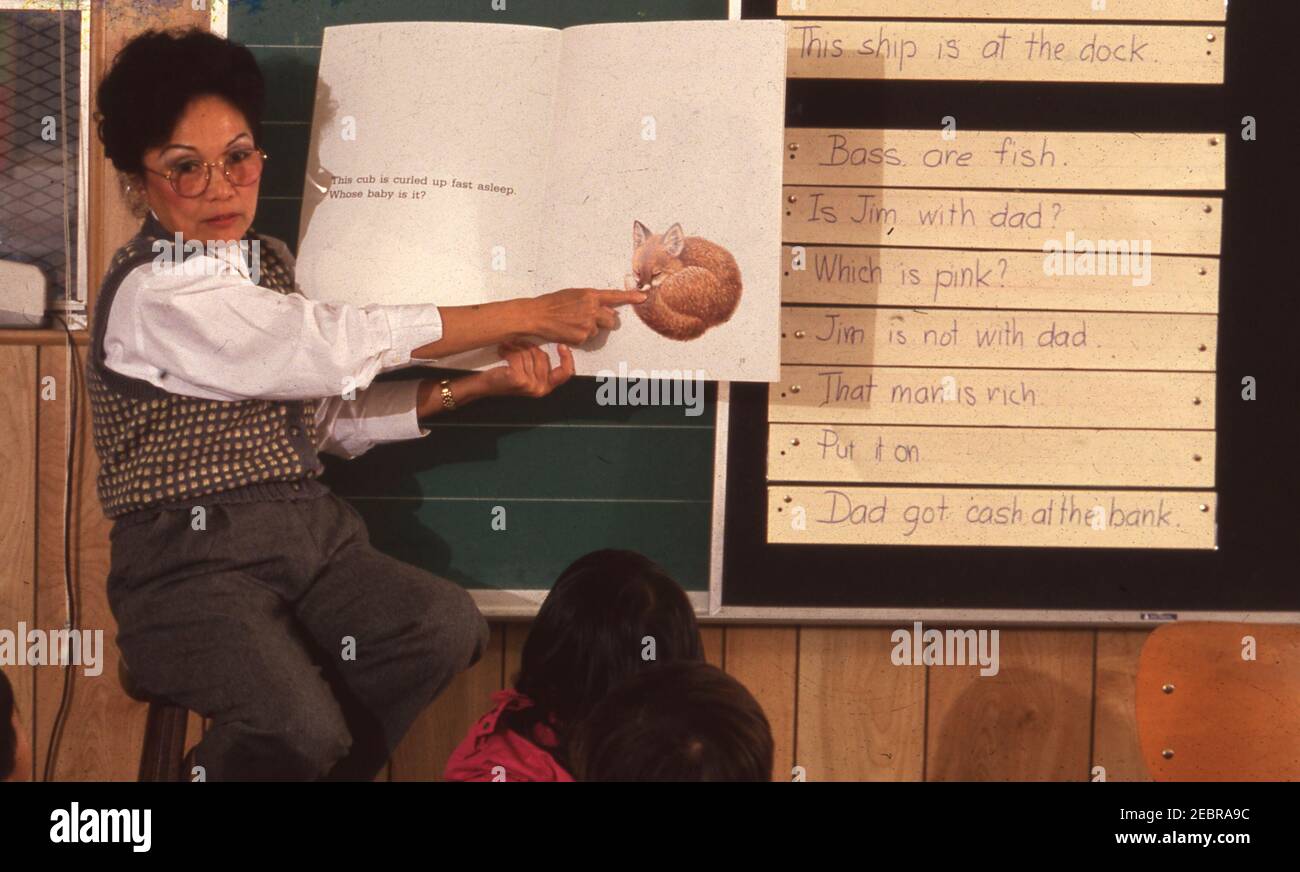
[106,490,490,781]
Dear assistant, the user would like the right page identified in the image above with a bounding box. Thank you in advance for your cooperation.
[543,20,787,383]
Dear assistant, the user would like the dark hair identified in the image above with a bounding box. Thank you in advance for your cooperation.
[571,661,774,782]
[95,27,265,174]
[0,668,16,781]
[508,549,704,765]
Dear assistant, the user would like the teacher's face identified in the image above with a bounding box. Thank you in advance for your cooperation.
[139,94,260,243]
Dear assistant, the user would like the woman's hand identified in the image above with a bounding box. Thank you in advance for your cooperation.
[415,343,575,420]
[527,288,647,345]
[481,341,575,398]
[411,288,646,362]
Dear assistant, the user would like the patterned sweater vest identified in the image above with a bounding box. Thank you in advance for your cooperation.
[86,213,328,522]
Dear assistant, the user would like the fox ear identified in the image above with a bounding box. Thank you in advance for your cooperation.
[633,220,651,249]
[662,223,685,257]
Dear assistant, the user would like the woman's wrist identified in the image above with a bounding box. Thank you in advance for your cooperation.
[500,297,537,342]
[415,372,489,419]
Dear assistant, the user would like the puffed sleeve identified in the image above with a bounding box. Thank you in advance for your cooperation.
[101,250,443,402]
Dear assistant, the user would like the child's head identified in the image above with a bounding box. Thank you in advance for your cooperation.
[570,661,774,782]
[514,549,704,731]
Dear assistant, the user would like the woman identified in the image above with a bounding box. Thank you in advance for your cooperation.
[89,28,645,781]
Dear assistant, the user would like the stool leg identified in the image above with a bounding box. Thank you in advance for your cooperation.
[139,701,190,782]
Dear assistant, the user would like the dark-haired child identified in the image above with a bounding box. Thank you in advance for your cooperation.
[570,661,773,782]
[444,549,704,781]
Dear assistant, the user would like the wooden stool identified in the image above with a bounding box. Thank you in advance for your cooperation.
[119,659,192,782]
[1136,622,1300,780]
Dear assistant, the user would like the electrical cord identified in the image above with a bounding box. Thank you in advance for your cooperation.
[42,0,79,783]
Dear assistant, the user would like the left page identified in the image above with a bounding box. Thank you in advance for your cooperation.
[294,22,560,319]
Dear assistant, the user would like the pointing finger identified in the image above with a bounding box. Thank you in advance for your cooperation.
[598,289,648,306]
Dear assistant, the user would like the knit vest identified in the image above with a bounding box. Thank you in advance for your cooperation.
[86,213,328,524]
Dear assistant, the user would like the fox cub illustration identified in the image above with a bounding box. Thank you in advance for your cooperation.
[625,220,743,341]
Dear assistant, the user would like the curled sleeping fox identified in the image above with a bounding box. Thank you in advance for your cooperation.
[625,220,743,341]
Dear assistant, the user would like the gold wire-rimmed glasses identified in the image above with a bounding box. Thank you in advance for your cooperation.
[144,146,268,198]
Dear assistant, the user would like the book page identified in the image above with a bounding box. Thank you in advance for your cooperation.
[542,20,787,382]
[294,22,560,314]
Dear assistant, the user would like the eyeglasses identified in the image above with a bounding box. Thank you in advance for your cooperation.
[145,147,268,198]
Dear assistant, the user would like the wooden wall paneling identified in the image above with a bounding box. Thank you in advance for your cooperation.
[0,346,37,781]
[34,342,140,779]
[724,627,798,781]
[1135,623,1300,781]
[1092,629,1152,782]
[700,626,725,667]
[926,629,1094,781]
[795,627,925,781]
[389,622,504,781]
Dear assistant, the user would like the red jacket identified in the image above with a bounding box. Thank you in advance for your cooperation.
[443,689,575,782]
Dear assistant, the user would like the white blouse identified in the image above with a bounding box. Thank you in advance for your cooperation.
[100,238,444,460]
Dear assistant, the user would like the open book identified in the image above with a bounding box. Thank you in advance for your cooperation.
[293,20,786,382]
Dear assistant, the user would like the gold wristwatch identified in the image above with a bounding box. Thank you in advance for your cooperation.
[439,378,456,411]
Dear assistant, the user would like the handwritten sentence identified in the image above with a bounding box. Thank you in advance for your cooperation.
[814,133,1055,171]
[799,192,1066,230]
[812,312,1088,350]
[809,251,1011,300]
[794,24,1153,72]
[812,490,1174,534]
[815,370,1037,409]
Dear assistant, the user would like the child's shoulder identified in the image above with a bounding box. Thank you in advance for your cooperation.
[443,690,575,783]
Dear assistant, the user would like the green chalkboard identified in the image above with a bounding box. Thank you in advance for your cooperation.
[229,0,727,594]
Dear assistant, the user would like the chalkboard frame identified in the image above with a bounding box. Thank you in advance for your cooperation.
[713,0,1300,625]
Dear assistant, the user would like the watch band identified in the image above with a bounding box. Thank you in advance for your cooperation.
[439,378,456,411]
